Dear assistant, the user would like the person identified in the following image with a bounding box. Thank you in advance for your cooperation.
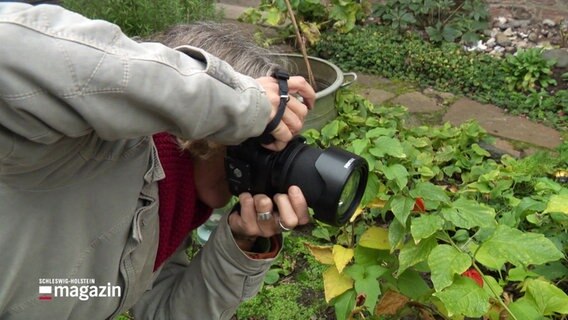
[0,3,315,320]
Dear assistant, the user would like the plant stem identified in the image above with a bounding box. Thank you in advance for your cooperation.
[283,0,317,91]
[472,263,519,320]
[446,232,519,320]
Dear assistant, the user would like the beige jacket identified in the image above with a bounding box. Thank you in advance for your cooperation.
[0,3,277,319]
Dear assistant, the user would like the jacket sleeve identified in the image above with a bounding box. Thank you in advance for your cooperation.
[130,213,281,320]
[0,3,271,158]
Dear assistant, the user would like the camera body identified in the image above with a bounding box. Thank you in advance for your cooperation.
[225,136,368,226]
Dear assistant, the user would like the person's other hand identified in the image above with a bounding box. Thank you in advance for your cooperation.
[228,186,309,251]
[256,76,316,151]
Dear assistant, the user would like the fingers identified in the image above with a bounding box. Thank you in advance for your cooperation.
[288,76,316,110]
[255,76,314,151]
[228,186,310,243]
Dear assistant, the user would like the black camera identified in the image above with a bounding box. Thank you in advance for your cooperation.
[225,136,368,226]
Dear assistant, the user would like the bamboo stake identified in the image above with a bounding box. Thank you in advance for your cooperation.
[283,0,317,91]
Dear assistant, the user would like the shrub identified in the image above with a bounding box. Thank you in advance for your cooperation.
[61,0,221,37]
[372,0,490,44]
[313,26,567,130]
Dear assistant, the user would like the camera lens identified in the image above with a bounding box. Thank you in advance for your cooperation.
[226,137,368,226]
[337,170,361,220]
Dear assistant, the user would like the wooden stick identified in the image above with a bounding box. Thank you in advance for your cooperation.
[284,0,317,91]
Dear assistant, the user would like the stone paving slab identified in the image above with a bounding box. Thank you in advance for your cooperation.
[360,88,396,105]
[444,98,562,149]
[391,92,443,113]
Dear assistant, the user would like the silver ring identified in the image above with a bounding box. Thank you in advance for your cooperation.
[278,219,292,231]
[257,211,273,221]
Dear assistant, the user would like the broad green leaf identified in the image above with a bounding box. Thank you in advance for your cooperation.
[397,237,437,275]
[264,268,281,285]
[370,137,406,158]
[388,219,406,250]
[305,243,334,265]
[366,127,395,139]
[411,215,445,243]
[482,275,503,297]
[323,266,354,303]
[471,143,491,156]
[543,194,568,214]
[396,269,431,300]
[333,289,356,320]
[382,164,409,190]
[265,7,283,25]
[441,198,497,229]
[359,226,390,250]
[361,172,380,206]
[390,194,414,225]
[428,245,471,291]
[345,265,387,312]
[333,245,354,274]
[410,181,450,202]
[525,278,568,315]
[351,138,368,155]
[434,277,491,317]
[476,225,564,270]
[508,296,544,320]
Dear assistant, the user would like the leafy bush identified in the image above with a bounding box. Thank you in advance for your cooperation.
[313,26,567,130]
[302,89,568,319]
[61,0,221,37]
[372,0,490,44]
[239,0,369,47]
[502,48,558,93]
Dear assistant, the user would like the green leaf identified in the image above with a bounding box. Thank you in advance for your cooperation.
[471,143,491,156]
[543,194,568,214]
[525,278,568,315]
[397,237,437,275]
[508,296,545,320]
[264,268,281,285]
[428,245,471,291]
[390,194,414,225]
[388,219,406,250]
[410,215,445,242]
[265,7,282,25]
[361,172,380,207]
[441,198,497,229]
[333,289,356,320]
[382,164,409,190]
[351,138,368,155]
[434,277,491,317]
[365,127,395,139]
[476,225,564,270]
[396,269,432,300]
[410,181,450,203]
[370,136,406,158]
[345,264,387,311]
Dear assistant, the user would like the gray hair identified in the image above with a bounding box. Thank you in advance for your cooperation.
[156,21,281,78]
[153,22,282,156]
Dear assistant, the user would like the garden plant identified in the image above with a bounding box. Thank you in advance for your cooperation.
[59,1,567,319]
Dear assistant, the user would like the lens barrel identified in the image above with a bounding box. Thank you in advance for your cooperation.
[225,137,368,226]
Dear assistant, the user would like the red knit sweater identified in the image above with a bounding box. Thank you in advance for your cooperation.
[152,133,212,270]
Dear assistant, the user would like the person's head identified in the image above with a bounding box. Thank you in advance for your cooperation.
[154,22,282,157]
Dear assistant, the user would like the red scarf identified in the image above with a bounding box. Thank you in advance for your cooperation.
[152,133,212,270]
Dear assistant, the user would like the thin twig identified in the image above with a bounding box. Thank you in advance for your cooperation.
[283,0,317,91]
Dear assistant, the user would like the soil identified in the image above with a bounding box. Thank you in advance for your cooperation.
[550,66,568,93]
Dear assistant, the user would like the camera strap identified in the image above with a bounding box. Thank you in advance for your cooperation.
[257,70,290,144]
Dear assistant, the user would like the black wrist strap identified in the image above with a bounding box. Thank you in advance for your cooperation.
[257,70,290,145]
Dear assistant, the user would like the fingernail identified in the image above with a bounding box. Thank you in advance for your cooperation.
[290,186,300,195]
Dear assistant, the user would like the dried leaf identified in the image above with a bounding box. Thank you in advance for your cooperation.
[304,243,334,265]
[375,290,409,316]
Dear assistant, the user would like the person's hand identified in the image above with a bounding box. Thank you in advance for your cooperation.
[228,186,309,251]
[256,76,316,151]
